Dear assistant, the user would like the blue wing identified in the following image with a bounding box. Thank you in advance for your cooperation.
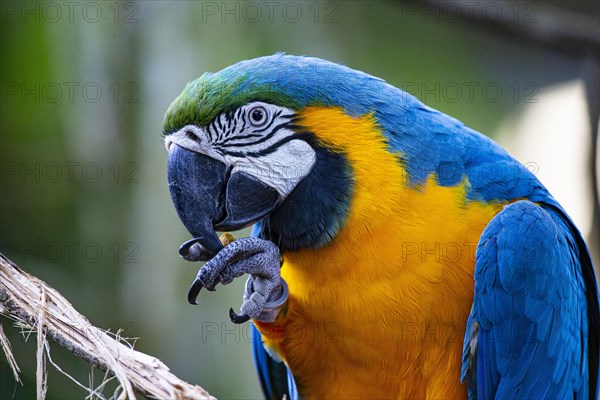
[251,324,298,400]
[462,200,599,399]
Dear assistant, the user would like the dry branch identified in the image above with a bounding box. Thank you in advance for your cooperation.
[0,253,215,400]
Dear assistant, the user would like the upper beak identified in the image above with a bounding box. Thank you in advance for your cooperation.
[167,144,281,257]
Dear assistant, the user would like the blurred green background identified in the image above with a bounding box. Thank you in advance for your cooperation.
[1,1,598,399]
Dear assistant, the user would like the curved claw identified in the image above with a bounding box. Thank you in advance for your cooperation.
[179,237,204,260]
[229,308,250,324]
[187,278,204,305]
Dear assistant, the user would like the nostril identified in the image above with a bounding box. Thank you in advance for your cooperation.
[185,129,197,141]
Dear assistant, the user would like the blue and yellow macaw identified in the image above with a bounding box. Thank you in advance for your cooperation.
[163,54,599,399]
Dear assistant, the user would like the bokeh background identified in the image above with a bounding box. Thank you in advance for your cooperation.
[1,1,598,398]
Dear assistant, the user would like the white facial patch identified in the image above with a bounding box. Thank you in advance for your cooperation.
[231,139,316,198]
[165,102,317,200]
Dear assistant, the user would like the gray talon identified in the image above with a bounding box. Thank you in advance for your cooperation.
[179,238,212,261]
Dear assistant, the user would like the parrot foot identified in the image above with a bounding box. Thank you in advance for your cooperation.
[233,276,288,323]
[184,237,287,323]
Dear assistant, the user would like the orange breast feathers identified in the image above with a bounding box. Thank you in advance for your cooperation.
[253,107,503,399]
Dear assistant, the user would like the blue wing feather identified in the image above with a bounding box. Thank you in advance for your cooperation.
[462,200,594,399]
[251,323,292,400]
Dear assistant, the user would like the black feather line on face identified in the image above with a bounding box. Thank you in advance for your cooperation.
[218,122,292,151]
[211,107,290,147]
[207,123,216,141]
[226,133,263,142]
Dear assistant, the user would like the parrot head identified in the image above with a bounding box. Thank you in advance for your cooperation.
[162,54,396,255]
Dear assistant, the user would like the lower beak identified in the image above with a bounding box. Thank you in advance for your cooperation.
[167,145,281,257]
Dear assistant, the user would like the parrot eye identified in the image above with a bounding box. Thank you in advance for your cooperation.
[247,105,269,127]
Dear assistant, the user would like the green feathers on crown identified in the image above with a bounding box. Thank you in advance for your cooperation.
[163,69,301,134]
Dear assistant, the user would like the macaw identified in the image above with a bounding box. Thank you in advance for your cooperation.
[162,54,599,399]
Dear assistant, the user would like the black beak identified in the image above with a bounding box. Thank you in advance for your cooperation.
[167,145,226,256]
[167,145,281,257]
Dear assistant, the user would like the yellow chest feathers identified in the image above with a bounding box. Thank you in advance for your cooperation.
[255,107,502,399]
